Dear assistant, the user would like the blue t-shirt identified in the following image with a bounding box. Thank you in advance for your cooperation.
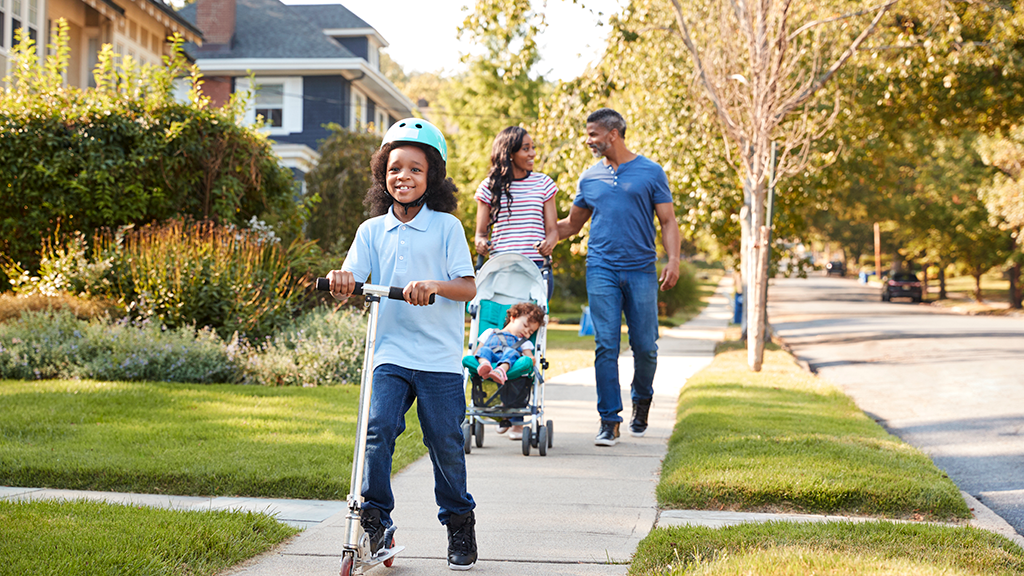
[342,206,475,374]
[573,155,673,270]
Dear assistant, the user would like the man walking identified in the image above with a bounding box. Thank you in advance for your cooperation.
[557,108,681,447]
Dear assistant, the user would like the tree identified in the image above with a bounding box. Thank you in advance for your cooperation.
[654,0,895,370]
[976,126,1024,308]
[303,125,380,254]
[0,21,299,283]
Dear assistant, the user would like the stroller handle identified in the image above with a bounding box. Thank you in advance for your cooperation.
[315,278,435,304]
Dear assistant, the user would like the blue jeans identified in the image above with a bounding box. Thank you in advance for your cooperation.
[362,364,475,526]
[586,265,659,423]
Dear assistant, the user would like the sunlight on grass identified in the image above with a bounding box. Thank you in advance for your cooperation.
[631,520,1024,576]
[0,380,424,499]
[0,499,296,576]
[658,348,970,520]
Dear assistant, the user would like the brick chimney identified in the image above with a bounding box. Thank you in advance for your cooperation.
[196,0,236,46]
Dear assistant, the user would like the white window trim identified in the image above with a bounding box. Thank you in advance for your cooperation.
[237,76,303,136]
[374,108,388,135]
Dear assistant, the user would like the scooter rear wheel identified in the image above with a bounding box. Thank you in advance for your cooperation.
[384,537,396,567]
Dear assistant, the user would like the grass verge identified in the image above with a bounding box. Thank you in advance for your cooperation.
[0,499,297,576]
[0,379,425,499]
[658,346,969,519]
[631,521,1024,576]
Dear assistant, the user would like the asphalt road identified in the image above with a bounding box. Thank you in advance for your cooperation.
[767,276,1024,537]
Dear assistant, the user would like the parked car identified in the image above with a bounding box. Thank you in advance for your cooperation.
[825,261,846,277]
[882,271,923,302]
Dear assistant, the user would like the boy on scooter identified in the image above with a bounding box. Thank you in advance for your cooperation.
[326,118,478,570]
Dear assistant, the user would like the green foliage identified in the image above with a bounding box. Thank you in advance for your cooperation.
[0,499,296,576]
[303,124,379,254]
[241,306,366,387]
[0,309,240,383]
[0,21,301,285]
[658,261,699,317]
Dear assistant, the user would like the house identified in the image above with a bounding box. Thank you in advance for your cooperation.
[0,0,202,88]
[176,0,416,180]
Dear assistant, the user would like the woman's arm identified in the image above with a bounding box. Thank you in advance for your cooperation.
[474,199,492,256]
[404,275,477,306]
[536,198,559,257]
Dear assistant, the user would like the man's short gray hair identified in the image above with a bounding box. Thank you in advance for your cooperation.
[586,108,627,139]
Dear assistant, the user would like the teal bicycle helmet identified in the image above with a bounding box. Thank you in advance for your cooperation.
[381,118,448,163]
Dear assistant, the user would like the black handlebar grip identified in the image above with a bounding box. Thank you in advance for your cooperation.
[314,278,435,304]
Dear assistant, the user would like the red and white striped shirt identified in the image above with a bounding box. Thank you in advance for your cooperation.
[475,172,557,262]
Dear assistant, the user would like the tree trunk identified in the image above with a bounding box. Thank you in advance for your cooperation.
[739,204,750,341]
[1011,262,1023,309]
[938,264,947,300]
[746,179,768,372]
[973,271,983,302]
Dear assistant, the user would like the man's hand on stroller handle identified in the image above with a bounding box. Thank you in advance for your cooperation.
[317,272,435,305]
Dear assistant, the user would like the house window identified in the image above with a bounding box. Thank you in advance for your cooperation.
[255,83,284,127]
[351,88,365,129]
[236,77,303,136]
[26,0,35,42]
[375,109,388,135]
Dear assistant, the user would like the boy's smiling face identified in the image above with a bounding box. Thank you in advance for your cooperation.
[386,145,428,206]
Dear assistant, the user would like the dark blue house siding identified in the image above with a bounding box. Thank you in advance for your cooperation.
[270,75,350,151]
[336,37,368,61]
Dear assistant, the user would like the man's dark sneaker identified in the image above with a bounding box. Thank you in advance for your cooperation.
[630,398,652,437]
[446,510,477,570]
[595,420,620,446]
[360,507,385,556]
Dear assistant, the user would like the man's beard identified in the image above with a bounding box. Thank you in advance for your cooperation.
[589,142,608,158]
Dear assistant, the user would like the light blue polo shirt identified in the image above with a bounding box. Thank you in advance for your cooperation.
[574,155,673,271]
[342,206,475,374]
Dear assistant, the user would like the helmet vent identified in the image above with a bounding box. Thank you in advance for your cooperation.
[415,123,423,128]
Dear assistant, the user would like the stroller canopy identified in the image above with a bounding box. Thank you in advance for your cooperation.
[474,253,548,308]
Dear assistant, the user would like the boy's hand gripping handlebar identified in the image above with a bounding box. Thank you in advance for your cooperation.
[315,278,436,305]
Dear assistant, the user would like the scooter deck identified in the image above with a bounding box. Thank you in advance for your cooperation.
[364,545,404,567]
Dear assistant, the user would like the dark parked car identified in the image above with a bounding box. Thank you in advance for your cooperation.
[825,261,846,277]
[882,271,923,302]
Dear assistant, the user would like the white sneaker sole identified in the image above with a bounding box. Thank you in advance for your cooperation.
[630,428,647,437]
[448,560,476,571]
[594,437,617,446]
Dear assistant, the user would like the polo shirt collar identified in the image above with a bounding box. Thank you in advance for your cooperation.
[385,204,435,231]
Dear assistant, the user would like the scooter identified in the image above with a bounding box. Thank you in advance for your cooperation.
[315,278,434,576]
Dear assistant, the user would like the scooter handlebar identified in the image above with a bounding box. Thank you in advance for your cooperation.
[315,278,435,304]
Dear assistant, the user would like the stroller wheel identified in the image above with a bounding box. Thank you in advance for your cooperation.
[462,421,472,454]
[474,420,484,448]
[537,425,548,457]
[521,426,532,456]
[546,419,554,448]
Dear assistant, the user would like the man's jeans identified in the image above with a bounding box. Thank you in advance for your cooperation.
[362,364,475,526]
[586,265,659,423]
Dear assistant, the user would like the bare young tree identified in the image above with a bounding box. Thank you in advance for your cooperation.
[665,0,895,370]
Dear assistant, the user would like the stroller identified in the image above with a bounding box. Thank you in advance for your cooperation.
[462,253,553,456]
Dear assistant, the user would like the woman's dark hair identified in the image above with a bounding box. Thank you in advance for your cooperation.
[484,126,529,231]
[364,142,459,217]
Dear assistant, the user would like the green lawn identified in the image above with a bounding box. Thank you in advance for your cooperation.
[628,341,1024,576]
[0,499,296,576]
[658,346,969,519]
[631,520,1024,576]
[0,379,425,499]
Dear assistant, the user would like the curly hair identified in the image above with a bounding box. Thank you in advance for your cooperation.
[505,302,545,327]
[364,142,459,217]
[484,126,528,232]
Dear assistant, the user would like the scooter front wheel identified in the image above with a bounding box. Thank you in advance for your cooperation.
[340,552,355,576]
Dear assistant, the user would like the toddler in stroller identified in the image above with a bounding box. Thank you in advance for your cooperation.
[474,302,545,385]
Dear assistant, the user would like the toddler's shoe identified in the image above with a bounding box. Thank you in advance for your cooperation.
[508,425,523,441]
[496,419,511,434]
[490,365,507,385]
[476,358,492,379]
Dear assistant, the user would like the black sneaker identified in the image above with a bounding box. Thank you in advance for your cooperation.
[630,399,652,437]
[446,510,477,570]
[595,420,619,446]
[360,507,385,556]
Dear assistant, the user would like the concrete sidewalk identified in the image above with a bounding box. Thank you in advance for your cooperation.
[4,279,1019,574]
